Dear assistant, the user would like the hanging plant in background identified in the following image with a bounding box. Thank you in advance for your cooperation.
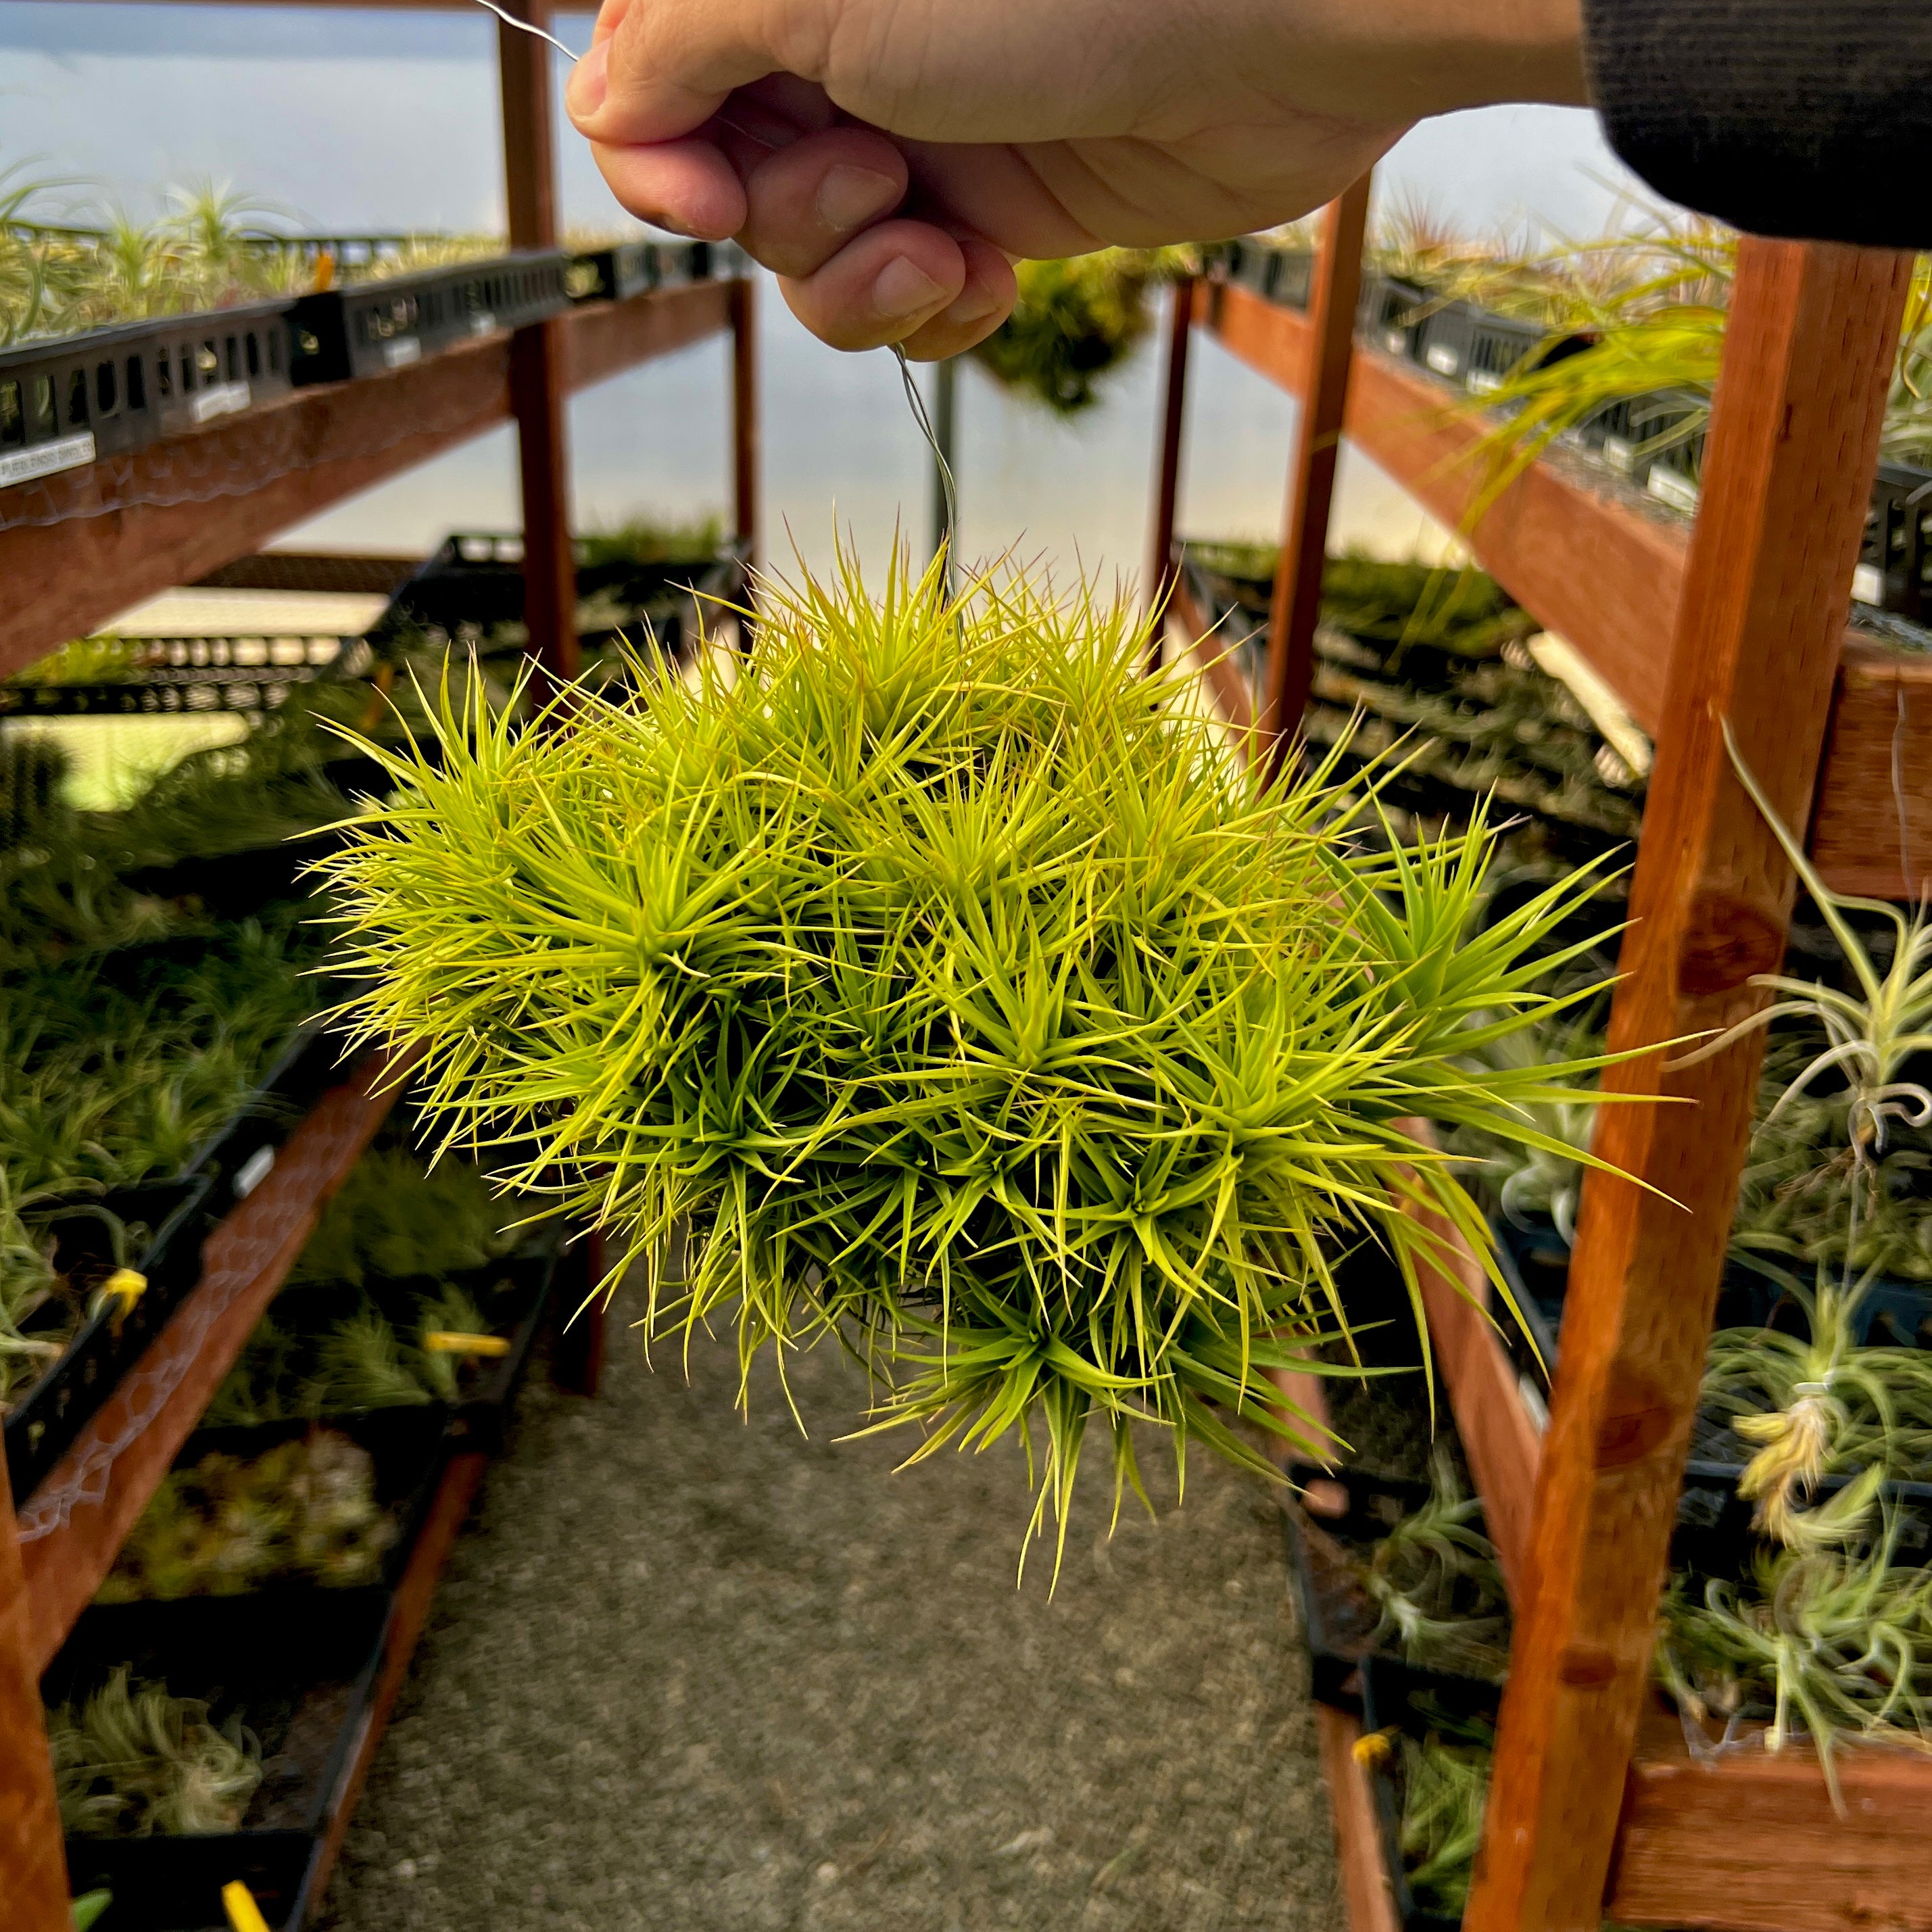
[971,248,1192,415]
[322,550,1628,1562]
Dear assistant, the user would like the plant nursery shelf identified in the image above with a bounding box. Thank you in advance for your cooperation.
[1373,1121,1932,1932]
[14,1045,417,1673]
[1197,279,1932,900]
[0,279,733,681]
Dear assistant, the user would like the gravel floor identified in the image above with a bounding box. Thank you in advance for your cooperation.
[318,1286,1343,1932]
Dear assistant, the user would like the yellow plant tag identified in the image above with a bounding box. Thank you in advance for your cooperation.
[1351,1727,1397,1771]
[100,1269,147,1313]
[422,1330,511,1357]
[222,1881,272,1932]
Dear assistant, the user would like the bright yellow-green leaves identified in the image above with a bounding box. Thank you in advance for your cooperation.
[321,550,1616,1562]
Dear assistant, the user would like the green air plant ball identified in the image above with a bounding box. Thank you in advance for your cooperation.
[322,551,1623,1557]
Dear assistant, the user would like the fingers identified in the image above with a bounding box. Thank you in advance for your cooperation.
[775,218,975,352]
[740,127,909,279]
[589,135,749,242]
[896,235,1018,361]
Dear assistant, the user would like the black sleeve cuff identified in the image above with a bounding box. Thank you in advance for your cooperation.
[1581,0,1932,248]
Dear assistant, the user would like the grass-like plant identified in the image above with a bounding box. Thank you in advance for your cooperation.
[50,1666,262,1837]
[1399,1726,1492,1917]
[320,549,1626,1557]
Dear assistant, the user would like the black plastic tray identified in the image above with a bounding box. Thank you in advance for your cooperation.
[49,1585,389,1930]
[567,237,662,304]
[0,300,294,479]
[109,1406,456,1604]
[287,249,570,385]
[1,636,366,718]
[182,1017,347,1218]
[1359,1654,1502,1932]
[5,1177,216,1505]
[1282,1463,1434,1712]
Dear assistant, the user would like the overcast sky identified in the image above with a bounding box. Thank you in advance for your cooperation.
[1,3,1664,573]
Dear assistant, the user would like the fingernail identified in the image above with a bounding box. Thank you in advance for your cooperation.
[873,257,946,319]
[567,39,608,118]
[940,286,1002,329]
[817,164,900,235]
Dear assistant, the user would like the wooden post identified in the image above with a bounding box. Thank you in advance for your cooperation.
[729,274,760,572]
[1144,272,1196,669]
[1463,237,1916,1931]
[497,0,578,685]
[552,1226,608,1397]
[1259,175,1370,776]
[0,1472,72,1931]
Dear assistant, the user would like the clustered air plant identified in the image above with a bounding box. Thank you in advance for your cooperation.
[208,1273,506,1428]
[0,702,362,1411]
[1657,1527,1932,1808]
[207,1140,526,1425]
[1439,221,1932,503]
[0,170,503,345]
[288,1143,528,1290]
[971,247,1193,414]
[1360,1452,1512,1680]
[320,548,1627,1559]
[49,1666,263,1838]
[1396,1720,1493,1918]
[96,1430,398,1605]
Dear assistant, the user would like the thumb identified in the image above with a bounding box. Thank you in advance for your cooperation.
[568,0,793,143]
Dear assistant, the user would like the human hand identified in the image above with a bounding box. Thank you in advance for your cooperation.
[565,0,1586,359]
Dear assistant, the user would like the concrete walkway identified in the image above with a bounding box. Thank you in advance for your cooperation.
[318,1286,1341,1932]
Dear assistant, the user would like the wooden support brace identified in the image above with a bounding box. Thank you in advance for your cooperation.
[0,1464,68,1931]
[1146,273,1196,664]
[1463,237,1916,1932]
[731,275,761,572]
[498,0,578,685]
[1261,176,1370,774]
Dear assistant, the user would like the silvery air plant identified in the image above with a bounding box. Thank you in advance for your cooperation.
[320,548,1623,1567]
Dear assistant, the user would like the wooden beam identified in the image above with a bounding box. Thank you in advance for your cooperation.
[1317,1705,1403,1932]
[729,276,761,570]
[1608,1705,1932,1932]
[0,1467,67,1931]
[14,1048,414,1672]
[0,283,732,679]
[1145,274,1196,656]
[1261,178,1368,768]
[1203,276,1932,899]
[1464,238,1916,1932]
[304,1450,487,1904]
[498,0,577,684]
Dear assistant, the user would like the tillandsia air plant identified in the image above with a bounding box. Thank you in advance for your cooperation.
[320,547,1633,1564]
[1362,1451,1511,1679]
[1658,1526,1932,1808]
[971,247,1193,414]
[1446,1016,1605,1243]
[50,1666,262,1837]
[96,1430,398,1604]
[1397,1725,1493,1917]
[1676,723,1932,1163]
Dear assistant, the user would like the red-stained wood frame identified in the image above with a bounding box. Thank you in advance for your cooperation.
[1466,233,1916,1932]
[0,281,733,679]
[498,0,579,685]
[1261,180,1369,773]
[1197,276,1932,900]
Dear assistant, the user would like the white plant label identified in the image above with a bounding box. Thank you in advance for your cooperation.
[1852,562,1886,607]
[233,1144,277,1199]
[0,431,97,487]
[190,381,251,424]
[469,312,498,336]
[383,337,422,370]
[1425,343,1462,377]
